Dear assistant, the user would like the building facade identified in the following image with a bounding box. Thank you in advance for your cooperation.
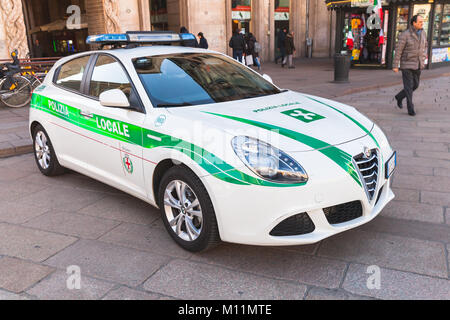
[0,0,336,62]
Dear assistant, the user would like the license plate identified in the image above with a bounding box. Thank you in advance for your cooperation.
[385,151,397,179]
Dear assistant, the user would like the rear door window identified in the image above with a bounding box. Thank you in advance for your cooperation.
[55,55,90,92]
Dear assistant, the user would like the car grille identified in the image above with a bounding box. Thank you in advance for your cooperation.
[353,149,379,201]
[270,212,315,236]
[323,201,363,225]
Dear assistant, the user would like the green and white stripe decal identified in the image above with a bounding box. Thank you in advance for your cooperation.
[204,112,362,187]
[303,95,379,148]
[30,94,306,188]
[302,95,384,175]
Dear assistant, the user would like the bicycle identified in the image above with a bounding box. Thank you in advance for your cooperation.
[0,50,33,108]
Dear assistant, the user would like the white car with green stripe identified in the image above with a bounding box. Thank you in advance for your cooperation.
[29,32,396,252]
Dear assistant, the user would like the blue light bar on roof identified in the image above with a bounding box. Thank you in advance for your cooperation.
[127,32,181,42]
[86,32,196,45]
[180,33,196,41]
[86,34,128,44]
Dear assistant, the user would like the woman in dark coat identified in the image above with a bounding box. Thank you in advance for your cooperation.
[245,33,261,70]
[197,32,209,49]
[283,31,296,68]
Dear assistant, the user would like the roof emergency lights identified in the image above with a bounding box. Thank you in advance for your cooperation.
[86,31,196,46]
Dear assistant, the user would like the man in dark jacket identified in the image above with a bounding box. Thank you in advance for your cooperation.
[275,27,287,64]
[180,26,198,48]
[198,32,209,49]
[393,15,428,116]
[229,30,246,62]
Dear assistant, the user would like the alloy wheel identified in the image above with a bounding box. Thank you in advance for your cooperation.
[163,180,203,242]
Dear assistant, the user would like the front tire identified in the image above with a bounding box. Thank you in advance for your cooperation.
[158,165,221,252]
[32,124,66,176]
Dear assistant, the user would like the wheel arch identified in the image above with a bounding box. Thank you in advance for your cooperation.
[151,157,213,207]
[30,120,42,136]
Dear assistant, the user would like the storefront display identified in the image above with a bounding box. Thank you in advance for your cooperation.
[327,0,450,68]
[341,8,389,66]
[395,5,409,41]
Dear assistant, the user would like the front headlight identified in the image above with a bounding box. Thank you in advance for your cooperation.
[231,136,308,183]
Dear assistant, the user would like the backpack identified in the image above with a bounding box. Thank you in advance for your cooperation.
[254,41,261,53]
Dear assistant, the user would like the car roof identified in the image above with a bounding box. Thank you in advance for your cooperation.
[56,45,214,66]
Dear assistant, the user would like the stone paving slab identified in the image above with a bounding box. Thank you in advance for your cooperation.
[19,185,106,212]
[0,257,54,293]
[0,202,49,224]
[101,286,167,300]
[191,245,348,289]
[26,270,116,300]
[317,229,448,278]
[0,223,78,262]
[421,191,450,207]
[78,194,159,225]
[342,263,450,300]
[360,216,450,244]
[98,221,192,259]
[143,259,308,300]
[380,200,444,224]
[23,211,121,240]
[44,240,171,287]
[0,289,29,300]
[304,287,374,300]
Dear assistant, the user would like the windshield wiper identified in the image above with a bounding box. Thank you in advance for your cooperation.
[156,102,193,108]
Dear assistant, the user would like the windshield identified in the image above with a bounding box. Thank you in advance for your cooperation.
[133,53,281,107]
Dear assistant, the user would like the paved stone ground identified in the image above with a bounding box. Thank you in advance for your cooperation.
[0,62,449,300]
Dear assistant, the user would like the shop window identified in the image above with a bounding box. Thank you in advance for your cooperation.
[232,0,251,34]
[413,4,431,35]
[150,0,168,31]
[395,5,409,41]
[440,4,450,46]
[55,55,90,92]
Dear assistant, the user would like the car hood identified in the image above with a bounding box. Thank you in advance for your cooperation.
[165,90,375,152]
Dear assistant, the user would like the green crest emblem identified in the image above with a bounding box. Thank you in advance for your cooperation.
[122,155,134,174]
[282,108,325,123]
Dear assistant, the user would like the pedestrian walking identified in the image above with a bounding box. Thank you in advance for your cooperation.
[245,33,261,70]
[275,27,287,65]
[393,15,428,116]
[197,32,209,49]
[284,30,296,69]
[229,30,246,62]
[180,26,198,48]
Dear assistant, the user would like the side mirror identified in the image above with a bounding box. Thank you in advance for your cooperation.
[262,74,273,84]
[99,89,130,108]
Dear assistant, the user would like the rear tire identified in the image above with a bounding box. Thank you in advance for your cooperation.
[158,165,221,252]
[0,75,32,108]
[32,124,66,176]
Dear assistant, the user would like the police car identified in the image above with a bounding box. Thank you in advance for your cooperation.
[29,32,397,252]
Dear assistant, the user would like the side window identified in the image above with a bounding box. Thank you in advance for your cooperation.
[89,55,132,99]
[55,55,90,92]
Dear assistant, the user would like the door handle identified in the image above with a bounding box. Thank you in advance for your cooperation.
[80,110,93,119]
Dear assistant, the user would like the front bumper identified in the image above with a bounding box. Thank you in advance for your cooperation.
[199,135,395,246]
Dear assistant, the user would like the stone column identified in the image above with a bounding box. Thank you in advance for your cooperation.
[0,0,29,58]
[253,0,273,62]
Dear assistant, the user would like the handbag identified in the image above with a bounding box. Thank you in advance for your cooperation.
[246,54,253,66]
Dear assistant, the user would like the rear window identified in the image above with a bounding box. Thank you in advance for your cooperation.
[55,55,90,92]
[133,53,281,108]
